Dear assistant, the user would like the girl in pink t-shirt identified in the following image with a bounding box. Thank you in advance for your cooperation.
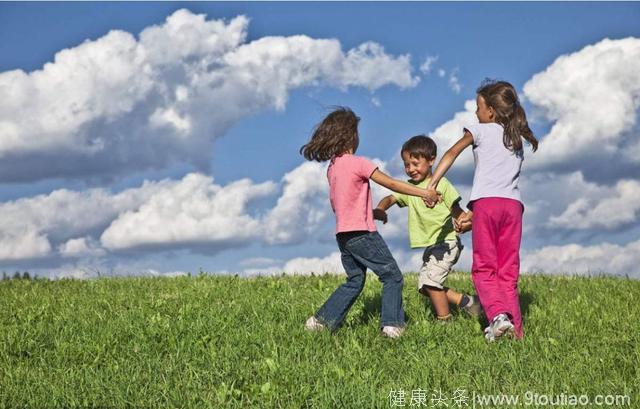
[426,80,538,341]
[300,107,433,338]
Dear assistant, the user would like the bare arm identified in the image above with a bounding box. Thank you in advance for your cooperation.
[451,201,465,220]
[373,195,397,224]
[370,169,432,199]
[427,131,474,191]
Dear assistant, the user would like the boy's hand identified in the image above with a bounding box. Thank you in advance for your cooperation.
[423,188,442,208]
[454,211,472,233]
[373,208,388,224]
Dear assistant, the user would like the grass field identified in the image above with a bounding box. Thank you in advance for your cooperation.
[1,272,638,408]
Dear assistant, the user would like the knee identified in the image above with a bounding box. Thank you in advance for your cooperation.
[379,264,403,284]
[346,272,366,289]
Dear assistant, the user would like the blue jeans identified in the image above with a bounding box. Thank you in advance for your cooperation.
[315,231,405,331]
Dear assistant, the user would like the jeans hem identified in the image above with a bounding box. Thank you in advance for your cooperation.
[380,321,405,329]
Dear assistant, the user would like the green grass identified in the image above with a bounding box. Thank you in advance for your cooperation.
[1,272,639,408]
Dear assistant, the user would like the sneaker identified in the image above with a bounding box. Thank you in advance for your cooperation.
[461,295,483,317]
[381,326,405,339]
[490,313,514,338]
[484,325,496,342]
[304,316,326,331]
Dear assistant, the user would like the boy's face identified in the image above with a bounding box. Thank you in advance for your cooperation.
[401,151,435,183]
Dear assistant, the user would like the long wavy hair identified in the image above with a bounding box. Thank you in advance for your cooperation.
[300,107,360,162]
[477,80,538,152]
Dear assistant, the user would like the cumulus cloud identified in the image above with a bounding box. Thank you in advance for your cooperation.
[522,240,640,278]
[428,99,477,171]
[100,173,276,251]
[263,161,330,244]
[419,56,438,74]
[0,161,334,264]
[548,179,640,230]
[0,9,419,183]
[59,237,106,258]
[523,37,640,180]
[0,181,166,262]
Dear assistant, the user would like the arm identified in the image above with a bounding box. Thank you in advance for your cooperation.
[451,201,464,220]
[451,202,472,233]
[426,131,474,193]
[373,195,397,224]
[370,169,432,199]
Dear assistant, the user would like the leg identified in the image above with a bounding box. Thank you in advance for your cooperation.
[471,199,508,322]
[423,286,451,318]
[497,199,524,338]
[315,239,367,331]
[444,287,463,305]
[419,241,462,318]
[348,232,405,328]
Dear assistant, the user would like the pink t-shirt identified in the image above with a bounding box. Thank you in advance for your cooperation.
[327,154,378,234]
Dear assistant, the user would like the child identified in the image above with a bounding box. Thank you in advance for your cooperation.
[301,107,434,338]
[373,135,481,321]
[425,80,538,341]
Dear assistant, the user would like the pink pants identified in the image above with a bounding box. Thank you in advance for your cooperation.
[472,197,524,338]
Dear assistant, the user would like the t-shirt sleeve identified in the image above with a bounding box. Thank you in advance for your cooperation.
[392,191,408,207]
[356,156,378,180]
[440,178,462,210]
[463,124,482,146]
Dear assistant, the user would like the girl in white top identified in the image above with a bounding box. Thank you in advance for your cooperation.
[425,80,538,341]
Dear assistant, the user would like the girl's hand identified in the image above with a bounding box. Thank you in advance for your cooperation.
[423,188,441,208]
[373,208,388,224]
[454,211,473,233]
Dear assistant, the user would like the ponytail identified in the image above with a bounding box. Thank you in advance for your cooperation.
[503,103,538,152]
[477,79,538,153]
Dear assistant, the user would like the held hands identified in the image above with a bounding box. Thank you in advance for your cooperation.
[453,211,473,234]
[422,188,442,208]
[373,208,388,224]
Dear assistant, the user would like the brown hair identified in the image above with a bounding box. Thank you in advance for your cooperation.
[401,135,437,160]
[300,107,360,162]
[477,79,538,152]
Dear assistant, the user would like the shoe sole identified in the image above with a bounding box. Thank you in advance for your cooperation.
[493,323,515,338]
[484,327,495,342]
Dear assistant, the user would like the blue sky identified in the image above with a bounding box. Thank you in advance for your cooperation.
[1,2,639,278]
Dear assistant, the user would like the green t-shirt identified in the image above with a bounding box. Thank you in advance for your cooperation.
[392,177,461,248]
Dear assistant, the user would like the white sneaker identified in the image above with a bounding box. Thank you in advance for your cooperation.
[381,326,405,339]
[304,316,326,331]
[484,325,496,342]
[491,313,514,338]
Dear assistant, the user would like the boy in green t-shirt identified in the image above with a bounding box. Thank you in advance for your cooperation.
[373,135,482,321]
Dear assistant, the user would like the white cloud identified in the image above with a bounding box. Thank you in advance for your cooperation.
[420,56,438,74]
[239,257,281,268]
[59,237,106,258]
[281,251,344,275]
[523,37,640,174]
[428,99,477,169]
[547,179,640,230]
[0,162,331,263]
[522,240,640,278]
[264,161,330,244]
[100,173,276,250]
[0,9,419,183]
[0,226,51,261]
[448,67,462,94]
[0,181,166,262]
